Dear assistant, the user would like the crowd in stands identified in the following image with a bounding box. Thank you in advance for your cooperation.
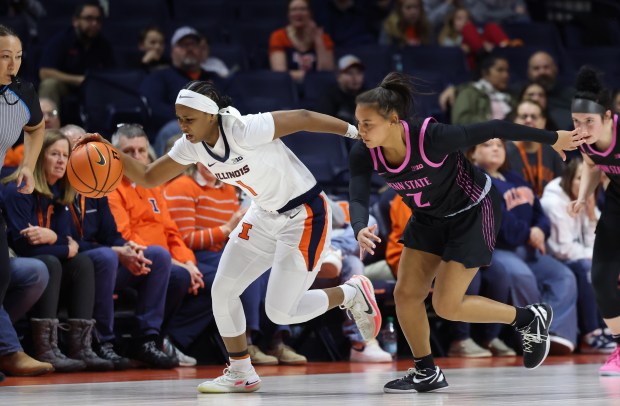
[1,0,620,378]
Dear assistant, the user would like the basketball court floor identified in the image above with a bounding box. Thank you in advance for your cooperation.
[1,356,618,405]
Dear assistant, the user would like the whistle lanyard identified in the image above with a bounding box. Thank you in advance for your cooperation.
[516,143,544,197]
[69,195,86,238]
[36,196,54,228]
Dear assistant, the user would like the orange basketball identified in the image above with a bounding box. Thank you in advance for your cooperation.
[67,141,124,198]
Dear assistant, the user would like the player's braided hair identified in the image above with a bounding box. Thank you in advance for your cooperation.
[184,80,233,110]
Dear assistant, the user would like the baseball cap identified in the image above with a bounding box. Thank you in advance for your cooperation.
[171,26,201,47]
[338,54,365,72]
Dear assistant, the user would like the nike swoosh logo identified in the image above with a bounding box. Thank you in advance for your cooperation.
[246,380,260,385]
[412,374,436,384]
[289,210,302,219]
[178,95,194,99]
[356,285,374,315]
[92,144,106,166]
[207,162,216,167]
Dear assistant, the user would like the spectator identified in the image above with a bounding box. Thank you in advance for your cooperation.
[1,130,114,372]
[0,254,53,377]
[612,89,620,113]
[317,54,366,124]
[505,100,564,197]
[518,81,558,130]
[524,51,574,130]
[438,6,519,70]
[69,192,179,369]
[451,54,513,125]
[133,26,169,73]
[108,124,210,366]
[38,2,115,110]
[59,124,86,147]
[269,0,335,83]
[40,97,60,129]
[200,36,230,79]
[140,26,225,133]
[379,0,431,47]
[469,138,578,355]
[540,159,616,354]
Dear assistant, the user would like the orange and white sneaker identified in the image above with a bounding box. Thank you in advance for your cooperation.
[340,275,382,341]
[197,366,261,393]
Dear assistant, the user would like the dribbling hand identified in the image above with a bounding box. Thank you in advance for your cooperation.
[357,224,381,260]
[73,132,111,151]
[552,129,584,161]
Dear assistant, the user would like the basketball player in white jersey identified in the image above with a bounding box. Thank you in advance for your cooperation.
[77,80,382,393]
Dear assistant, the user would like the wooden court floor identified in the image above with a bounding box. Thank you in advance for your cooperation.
[1,355,618,405]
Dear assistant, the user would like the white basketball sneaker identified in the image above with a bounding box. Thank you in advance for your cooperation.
[340,275,382,341]
[197,366,261,393]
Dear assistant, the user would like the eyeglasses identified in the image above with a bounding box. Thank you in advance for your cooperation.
[44,109,59,118]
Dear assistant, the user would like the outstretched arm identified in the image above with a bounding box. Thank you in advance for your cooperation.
[75,134,189,188]
[426,120,582,160]
[271,110,358,140]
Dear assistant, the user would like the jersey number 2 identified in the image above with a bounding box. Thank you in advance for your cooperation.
[238,222,253,240]
[406,192,430,208]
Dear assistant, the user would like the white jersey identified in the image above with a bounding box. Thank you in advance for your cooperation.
[168,108,319,213]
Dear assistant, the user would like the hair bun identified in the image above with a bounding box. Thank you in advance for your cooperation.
[575,66,603,93]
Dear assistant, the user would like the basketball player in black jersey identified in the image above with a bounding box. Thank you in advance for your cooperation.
[568,66,620,376]
[348,72,584,393]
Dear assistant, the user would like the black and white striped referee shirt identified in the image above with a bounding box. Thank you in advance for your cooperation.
[0,80,43,168]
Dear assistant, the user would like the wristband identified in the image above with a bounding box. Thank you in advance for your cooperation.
[344,123,360,139]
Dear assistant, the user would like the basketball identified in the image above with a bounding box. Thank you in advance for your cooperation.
[67,141,124,198]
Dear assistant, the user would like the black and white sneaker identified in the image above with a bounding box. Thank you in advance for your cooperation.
[517,303,553,369]
[383,366,448,393]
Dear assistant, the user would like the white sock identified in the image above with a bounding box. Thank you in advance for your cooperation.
[229,356,252,372]
[341,284,357,305]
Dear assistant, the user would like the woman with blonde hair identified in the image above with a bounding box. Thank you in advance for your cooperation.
[2,130,113,372]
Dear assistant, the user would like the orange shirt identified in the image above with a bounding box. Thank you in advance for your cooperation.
[163,175,240,252]
[108,178,196,264]
[269,27,334,71]
[385,194,412,277]
[3,144,24,167]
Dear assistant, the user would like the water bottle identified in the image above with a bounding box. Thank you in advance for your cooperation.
[381,316,398,359]
[392,53,403,73]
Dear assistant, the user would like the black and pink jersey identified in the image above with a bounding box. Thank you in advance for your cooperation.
[579,114,620,186]
[348,118,558,238]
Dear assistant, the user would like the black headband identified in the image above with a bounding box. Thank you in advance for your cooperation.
[571,98,606,114]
